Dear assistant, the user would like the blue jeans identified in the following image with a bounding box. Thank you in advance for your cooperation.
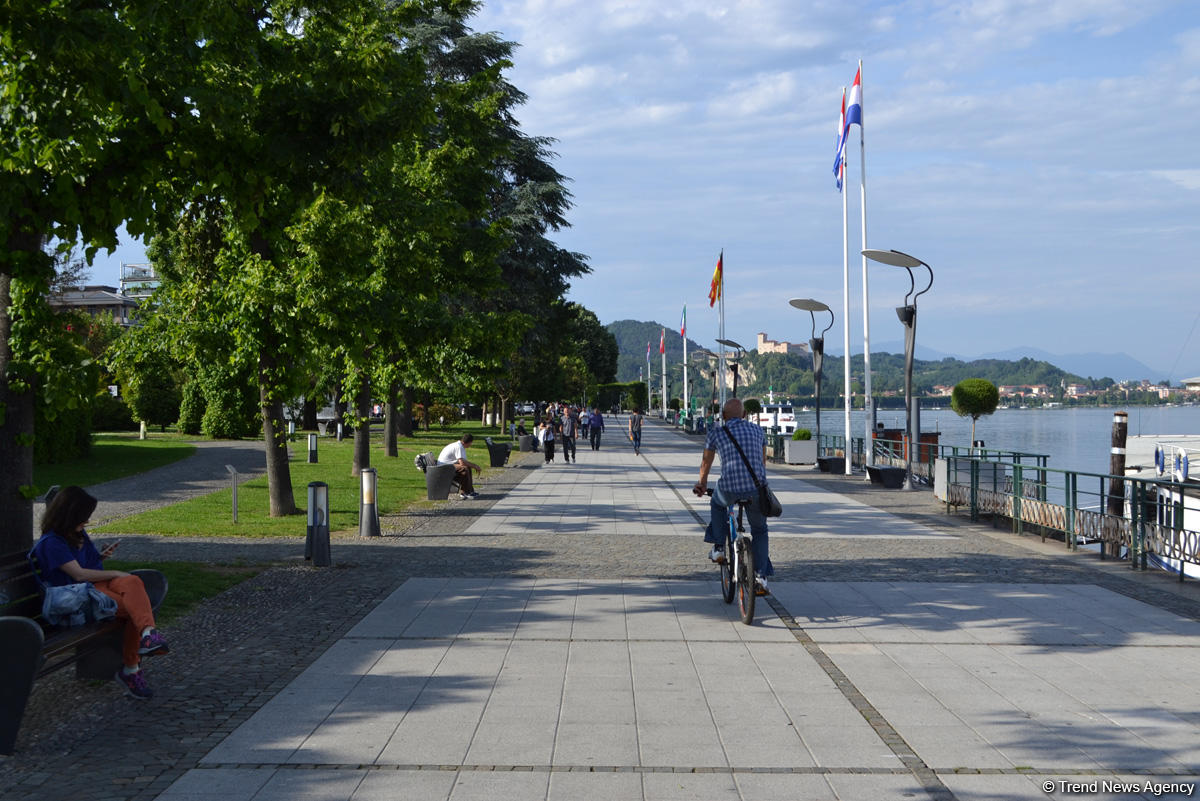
[631,429,641,450]
[703,485,773,577]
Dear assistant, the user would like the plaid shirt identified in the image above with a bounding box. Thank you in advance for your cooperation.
[705,418,767,495]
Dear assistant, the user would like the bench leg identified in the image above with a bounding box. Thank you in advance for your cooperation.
[75,628,124,680]
[0,617,44,755]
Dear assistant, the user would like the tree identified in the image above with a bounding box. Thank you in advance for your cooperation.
[951,379,1000,445]
[0,0,218,548]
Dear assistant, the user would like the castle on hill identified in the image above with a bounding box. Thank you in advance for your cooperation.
[756,332,808,355]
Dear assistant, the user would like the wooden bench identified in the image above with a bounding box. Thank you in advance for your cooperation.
[0,549,167,754]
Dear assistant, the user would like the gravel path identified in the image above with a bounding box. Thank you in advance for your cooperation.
[31,438,267,539]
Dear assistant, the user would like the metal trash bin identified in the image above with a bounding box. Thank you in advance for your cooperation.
[518,434,536,452]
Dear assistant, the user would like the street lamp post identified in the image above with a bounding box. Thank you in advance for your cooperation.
[715,338,746,398]
[788,299,834,460]
[861,249,934,490]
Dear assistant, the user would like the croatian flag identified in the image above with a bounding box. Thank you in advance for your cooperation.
[845,66,862,129]
[646,341,651,360]
[833,87,847,190]
[659,329,665,354]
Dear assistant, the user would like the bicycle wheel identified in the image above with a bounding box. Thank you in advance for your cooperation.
[720,518,735,604]
[737,538,755,624]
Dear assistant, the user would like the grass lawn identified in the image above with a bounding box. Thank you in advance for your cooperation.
[106,559,261,625]
[93,424,514,537]
[34,433,198,493]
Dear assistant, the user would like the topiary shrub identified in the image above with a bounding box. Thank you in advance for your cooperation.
[792,428,812,441]
[91,391,138,433]
[744,398,762,415]
[177,380,205,435]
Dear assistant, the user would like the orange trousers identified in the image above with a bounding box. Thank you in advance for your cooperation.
[94,574,157,667]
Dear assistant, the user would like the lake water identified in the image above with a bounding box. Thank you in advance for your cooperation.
[790,405,1200,476]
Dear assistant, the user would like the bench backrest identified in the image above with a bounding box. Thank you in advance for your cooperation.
[0,550,46,624]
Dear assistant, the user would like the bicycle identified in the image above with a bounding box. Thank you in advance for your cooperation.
[704,488,755,624]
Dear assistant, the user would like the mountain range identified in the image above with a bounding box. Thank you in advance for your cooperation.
[607,316,1194,383]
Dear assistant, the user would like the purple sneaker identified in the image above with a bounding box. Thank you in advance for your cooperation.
[115,668,153,700]
[138,629,170,657]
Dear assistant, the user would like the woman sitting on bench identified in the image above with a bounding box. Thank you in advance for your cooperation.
[31,486,170,700]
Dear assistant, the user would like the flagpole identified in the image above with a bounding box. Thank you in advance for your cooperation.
[841,141,852,475]
[718,250,727,415]
[682,306,689,416]
[859,59,873,476]
[661,329,667,419]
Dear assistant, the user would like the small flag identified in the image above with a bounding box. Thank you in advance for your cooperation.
[845,66,862,129]
[646,341,651,360]
[708,252,723,307]
[659,329,665,354]
[833,86,846,191]
[680,305,686,337]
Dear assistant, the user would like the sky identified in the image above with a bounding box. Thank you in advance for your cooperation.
[89,0,1200,379]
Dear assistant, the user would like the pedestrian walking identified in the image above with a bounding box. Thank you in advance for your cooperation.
[539,417,556,463]
[628,407,643,455]
[588,407,605,450]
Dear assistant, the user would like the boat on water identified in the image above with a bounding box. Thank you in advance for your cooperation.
[1140,439,1200,580]
[751,402,797,434]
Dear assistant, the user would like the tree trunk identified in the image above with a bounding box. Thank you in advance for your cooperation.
[259,348,297,516]
[301,396,318,430]
[352,373,371,476]
[0,265,35,550]
[398,384,414,438]
[384,380,399,457]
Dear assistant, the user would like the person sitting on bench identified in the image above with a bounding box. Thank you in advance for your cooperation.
[30,486,170,700]
[438,433,482,500]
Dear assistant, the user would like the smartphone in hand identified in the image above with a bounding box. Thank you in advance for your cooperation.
[101,540,121,558]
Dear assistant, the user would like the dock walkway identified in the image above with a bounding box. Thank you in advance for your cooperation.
[4,417,1200,800]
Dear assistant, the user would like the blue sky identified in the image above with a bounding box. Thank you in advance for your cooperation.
[90,0,1200,378]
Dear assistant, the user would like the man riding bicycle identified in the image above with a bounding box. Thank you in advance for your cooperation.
[692,397,774,594]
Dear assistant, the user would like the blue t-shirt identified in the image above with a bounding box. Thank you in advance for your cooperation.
[31,531,103,587]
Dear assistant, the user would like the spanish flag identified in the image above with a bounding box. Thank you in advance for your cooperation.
[708,252,723,307]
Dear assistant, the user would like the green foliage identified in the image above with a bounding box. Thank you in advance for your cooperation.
[177,380,205,436]
[429,403,460,429]
[33,400,91,464]
[595,381,647,411]
[951,379,1001,421]
[669,397,682,411]
[91,392,138,433]
[792,428,812,441]
[744,398,762,415]
[201,380,259,440]
[123,354,181,431]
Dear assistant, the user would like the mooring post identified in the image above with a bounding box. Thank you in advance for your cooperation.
[1105,411,1128,559]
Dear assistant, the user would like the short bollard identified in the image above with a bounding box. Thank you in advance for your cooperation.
[287,420,296,440]
[306,481,331,567]
[359,467,380,538]
[336,422,344,441]
[225,464,239,523]
[307,432,318,464]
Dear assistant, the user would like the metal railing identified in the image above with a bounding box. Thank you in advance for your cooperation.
[941,455,1200,580]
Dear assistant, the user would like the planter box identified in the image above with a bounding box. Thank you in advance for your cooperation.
[784,439,817,465]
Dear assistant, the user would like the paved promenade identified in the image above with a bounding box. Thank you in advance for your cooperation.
[5,418,1200,800]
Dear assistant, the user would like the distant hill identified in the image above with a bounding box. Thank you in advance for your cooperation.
[607,319,710,383]
[977,347,1166,383]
